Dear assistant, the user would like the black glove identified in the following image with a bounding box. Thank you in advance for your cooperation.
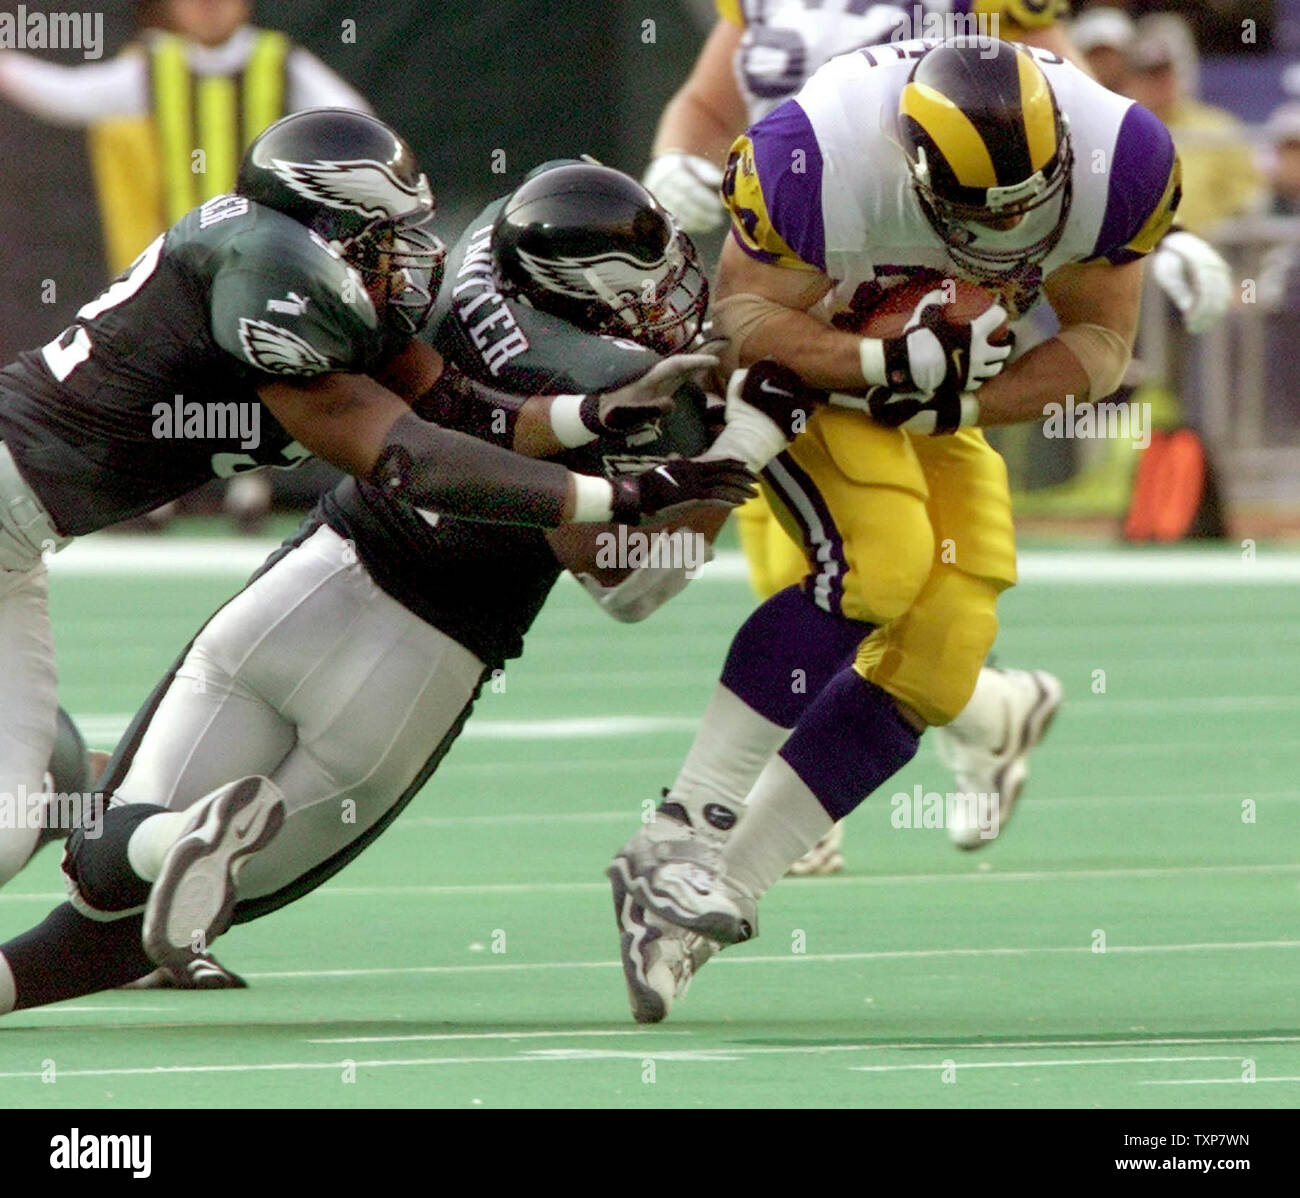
[865,384,976,436]
[610,458,757,524]
[733,360,827,437]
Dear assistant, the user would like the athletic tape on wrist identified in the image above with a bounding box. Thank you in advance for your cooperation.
[549,394,600,448]
[570,473,615,523]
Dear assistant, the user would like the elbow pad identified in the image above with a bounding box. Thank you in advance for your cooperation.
[709,292,796,374]
[1053,323,1133,402]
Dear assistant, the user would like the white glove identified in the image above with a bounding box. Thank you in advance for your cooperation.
[862,289,1011,395]
[643,153,726,235]
[703,363,810,472]
[1151,231,1233,335]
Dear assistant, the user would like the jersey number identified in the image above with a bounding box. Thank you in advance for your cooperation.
[40,236,165,382]
[210,441,312,478]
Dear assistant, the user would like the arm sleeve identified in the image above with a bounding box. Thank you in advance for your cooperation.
[373,410,574,527]
[722,104,827,272]
[411,360,528,448]
[286,47,373,113]
[0,50,145,124]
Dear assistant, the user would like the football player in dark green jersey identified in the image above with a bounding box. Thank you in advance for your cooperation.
[0,163,810,1011]
[0,112,754,892]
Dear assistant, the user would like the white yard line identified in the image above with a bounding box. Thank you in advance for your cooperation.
[46,539,1300,584]
[229,938,1299,981]
[0,1045,1281,1083]
[848,1055,1241,1074]
[4,861,1299,905]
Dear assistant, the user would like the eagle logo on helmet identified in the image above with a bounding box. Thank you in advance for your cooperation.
[268,157,433,221]
[514,245,681,304]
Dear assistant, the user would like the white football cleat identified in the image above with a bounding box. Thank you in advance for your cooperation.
[786,821,844,876]
[609,864,716,1023]
[607,812,757,946]
[142,776,284,972]
[936,669,1063,850]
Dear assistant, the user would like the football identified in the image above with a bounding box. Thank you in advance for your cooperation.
[838,275,1010,343]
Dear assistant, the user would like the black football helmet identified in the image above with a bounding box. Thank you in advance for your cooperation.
[492,163,708,355]
[894,41,1074,286]
[237,108,445,335]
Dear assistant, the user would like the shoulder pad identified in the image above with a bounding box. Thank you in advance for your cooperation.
[723,109,826,273]
[1089,104,1181,265]
[207,203,384,376]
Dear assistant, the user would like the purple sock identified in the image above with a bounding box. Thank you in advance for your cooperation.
[720,586,872,728]
[778,667,920,821]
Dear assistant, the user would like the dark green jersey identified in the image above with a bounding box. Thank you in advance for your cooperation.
[0,193,401,535]
[319,192,711,667]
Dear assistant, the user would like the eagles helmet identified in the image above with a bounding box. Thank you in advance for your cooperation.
[492,163,708,355]
[895,42,1073,283]
[236,108,445,335]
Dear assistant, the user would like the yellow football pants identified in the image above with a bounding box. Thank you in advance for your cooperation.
[761,409,1017,726]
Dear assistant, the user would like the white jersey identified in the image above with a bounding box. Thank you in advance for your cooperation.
[720,0,1070,123]
[722,38,1181,317]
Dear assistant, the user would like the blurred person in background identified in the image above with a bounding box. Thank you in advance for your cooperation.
[1069,4,1136,94]
[1258,102,1300,441]
[0,0,372,277]
[1123,12,1264,236]
[0,0,375,532]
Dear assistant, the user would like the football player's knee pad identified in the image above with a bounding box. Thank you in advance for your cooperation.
[853,566,1005,727]
[61,803,161,918]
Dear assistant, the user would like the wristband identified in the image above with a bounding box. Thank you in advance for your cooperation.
[549,394,601,449]
[570,473,615,522]
[858,337,887,386]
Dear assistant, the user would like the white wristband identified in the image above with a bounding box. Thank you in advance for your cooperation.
[858,337,887,386]
[570,473,615,523]
[549,394,599,449]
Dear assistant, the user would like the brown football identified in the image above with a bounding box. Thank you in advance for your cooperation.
[841,276,1010,343]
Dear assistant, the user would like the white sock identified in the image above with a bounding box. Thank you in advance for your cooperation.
[0,951,15,1015]
[126,810,192,882]
[942,666,1009,746]
[723,756,834,900]
[666,684,789,829]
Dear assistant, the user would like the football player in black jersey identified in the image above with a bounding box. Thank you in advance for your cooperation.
[0,113,753,893]
[0,162,803,1014]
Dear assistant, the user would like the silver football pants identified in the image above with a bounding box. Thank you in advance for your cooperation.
[110,524,487,905]
[0,442,71,885]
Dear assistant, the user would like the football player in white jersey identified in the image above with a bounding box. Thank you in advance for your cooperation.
[609,37,1185,1021]
[640,0,1229,873]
